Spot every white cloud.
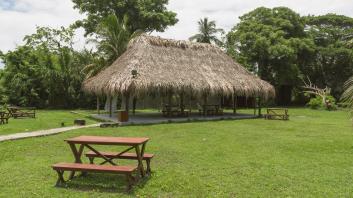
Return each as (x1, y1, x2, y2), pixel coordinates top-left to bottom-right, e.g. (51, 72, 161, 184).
(153, 0, 353, 40)
(0, 0, 84, 52)
(1, 0, 353, 53)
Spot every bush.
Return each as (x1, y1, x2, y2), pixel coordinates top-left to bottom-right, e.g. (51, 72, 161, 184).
(306, 95, 337, 110)
(324, 95, 337, 111)
(307, 96, 322, 109)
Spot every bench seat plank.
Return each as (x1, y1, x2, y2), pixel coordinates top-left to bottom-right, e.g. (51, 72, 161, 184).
(52, 162, 137, 173)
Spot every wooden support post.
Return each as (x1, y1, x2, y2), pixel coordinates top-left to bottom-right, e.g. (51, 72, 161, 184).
(253, 97, 257, 116)
(109, 96, 113, 117)
(96, 96, 100, 114)
(258, 97, 262, 117)
(132, 97, 137, 115)
(167, 90, 172, 105)
(202, 93, 208, 116)
(125, 93, 130, 113)
(180, 92, 184, 111)
(233, 94, 237, 115)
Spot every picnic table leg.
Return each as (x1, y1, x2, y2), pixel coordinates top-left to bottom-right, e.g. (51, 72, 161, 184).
(55, 170, 65, 186)
(135, 144, 145, 178)
(68, 143, 84, 179)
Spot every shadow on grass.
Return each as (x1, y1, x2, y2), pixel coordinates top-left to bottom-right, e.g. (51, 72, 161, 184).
(56, 172, 151, 194)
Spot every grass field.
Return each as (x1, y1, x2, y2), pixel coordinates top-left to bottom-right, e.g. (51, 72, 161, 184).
(0, 110, 97, 135)
(0, 108, 353, 197)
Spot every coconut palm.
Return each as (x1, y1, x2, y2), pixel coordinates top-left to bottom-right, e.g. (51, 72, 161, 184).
(189, 17, 224, 45)
(341, 76, 353, 108)
(84, 14, 143, 78)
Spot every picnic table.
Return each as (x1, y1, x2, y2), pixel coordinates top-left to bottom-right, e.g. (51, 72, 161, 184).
(52, 136, 153, 191)
(162, 105, 189, 117)
(200, 105, 223, 116)
(7, 106, 36, 118)
(264, 108, 289, 120)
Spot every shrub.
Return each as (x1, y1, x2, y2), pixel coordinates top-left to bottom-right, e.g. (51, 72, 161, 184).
(307, 96, 322, 109)
(324, 95, 337, 111)
(306, 95, 337, 110)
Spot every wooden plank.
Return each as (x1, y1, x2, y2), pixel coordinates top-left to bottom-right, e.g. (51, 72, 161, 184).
(66, 136, 149, 146)
(52, 163, 137, 173)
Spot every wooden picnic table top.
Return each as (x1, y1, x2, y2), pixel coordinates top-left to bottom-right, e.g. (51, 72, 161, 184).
(65, 136, 149, 146)
(267, 108, 288, 110)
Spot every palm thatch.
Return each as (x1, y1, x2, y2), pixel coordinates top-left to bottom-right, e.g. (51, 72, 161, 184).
(83, 34, 275, 99)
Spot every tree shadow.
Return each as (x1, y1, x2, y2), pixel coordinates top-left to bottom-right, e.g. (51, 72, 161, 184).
(55, 172, 152, 194)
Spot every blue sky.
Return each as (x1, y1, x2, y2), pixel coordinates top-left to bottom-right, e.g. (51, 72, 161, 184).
(0, 0, 15, 10)
(1, 0, 353, 54)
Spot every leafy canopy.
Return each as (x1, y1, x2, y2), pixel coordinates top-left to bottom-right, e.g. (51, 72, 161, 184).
(0, 26, 95, 108)
(227, 7, 312, 87)
(72, 0, 178, 35)
(84, 14, 142, 78)
(305, 14, 353, 98)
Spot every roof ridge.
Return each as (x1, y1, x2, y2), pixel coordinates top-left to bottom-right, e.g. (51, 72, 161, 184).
(129, 34, 223, 52)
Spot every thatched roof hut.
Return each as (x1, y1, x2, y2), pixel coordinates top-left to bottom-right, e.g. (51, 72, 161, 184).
(83, 34, 275, 100)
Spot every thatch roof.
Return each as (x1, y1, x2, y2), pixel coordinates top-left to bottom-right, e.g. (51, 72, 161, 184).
(83, 34, 275, 99)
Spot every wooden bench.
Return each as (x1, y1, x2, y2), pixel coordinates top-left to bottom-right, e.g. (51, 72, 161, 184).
(85, 151, 154, 174)
(7, 106, 36, 119)
(264, 108, 289, 120)
(52, 162, 137, 191)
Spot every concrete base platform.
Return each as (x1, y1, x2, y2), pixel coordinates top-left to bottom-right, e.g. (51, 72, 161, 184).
(91, 112, 259, 126)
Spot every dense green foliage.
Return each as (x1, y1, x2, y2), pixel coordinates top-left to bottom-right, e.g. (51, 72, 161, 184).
(189, 17, 224, 45)
(1, 5, 353, 108)
(0, 0, 178, 108)
(307, 95, 337, 110)
(305, 14, 353, 98)
(72, 0, 178, 35)
(227, 7, 353, 105)
(83, 15, 142, 78)
(0, 27, 96, 108)
(1, 108, 353, 197)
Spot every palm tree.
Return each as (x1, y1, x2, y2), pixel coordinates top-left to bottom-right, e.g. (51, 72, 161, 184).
(80, 50, 106, 79)
(84, 14, 143, 113)
(189, 17, 224, 45)
(85, 14, 142, 76)
(341, 76, 353, 108)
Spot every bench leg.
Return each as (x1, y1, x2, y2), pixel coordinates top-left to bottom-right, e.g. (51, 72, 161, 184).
(55, 170, 65, 186)
(88, 157, 95, 164)
(146, 159, 151, 174)
(125, 174, 134, 192)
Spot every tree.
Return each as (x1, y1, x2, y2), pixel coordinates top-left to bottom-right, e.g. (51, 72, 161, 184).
(189, 17, 224, 45)
(72, 0, 178, 36)
(83, 14, 142, 79)
(226, 7, 315, 105)
(304, 14, 353, 99)
(0, 26, 95, 108)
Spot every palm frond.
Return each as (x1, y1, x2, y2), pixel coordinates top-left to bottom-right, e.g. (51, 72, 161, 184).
(341, 76, 353, 107)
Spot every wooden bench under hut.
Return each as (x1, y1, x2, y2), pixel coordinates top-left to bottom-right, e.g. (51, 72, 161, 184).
(264, 108, 289, 120)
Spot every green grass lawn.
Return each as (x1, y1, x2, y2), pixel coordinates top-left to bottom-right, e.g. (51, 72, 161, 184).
(0, 110, 97, 135)
(1, 108, 353, 197)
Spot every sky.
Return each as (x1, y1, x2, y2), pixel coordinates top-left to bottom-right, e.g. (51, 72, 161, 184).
(1, 0, 353, 53)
